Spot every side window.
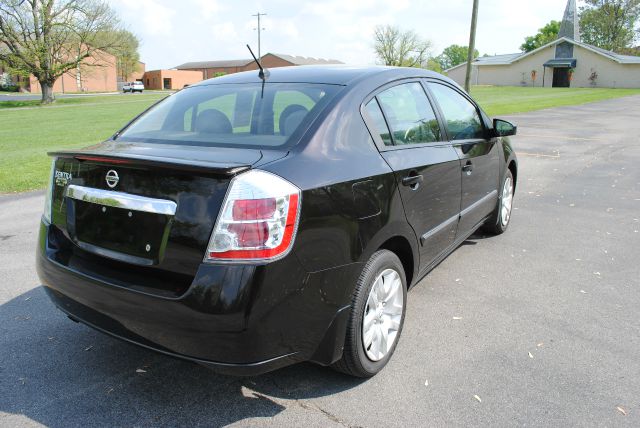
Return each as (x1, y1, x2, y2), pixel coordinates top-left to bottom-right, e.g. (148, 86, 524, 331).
(376, 82, 442, 145)
(428, 83, 484, 140)
(364, 99, 393, 146)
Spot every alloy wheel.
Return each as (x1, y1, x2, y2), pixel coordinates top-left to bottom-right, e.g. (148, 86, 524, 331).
(362, 268, 404, 362)
(501, 176, 514, 226)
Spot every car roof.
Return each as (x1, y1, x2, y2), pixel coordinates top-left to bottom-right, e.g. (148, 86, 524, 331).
(191, 65, 448, 87)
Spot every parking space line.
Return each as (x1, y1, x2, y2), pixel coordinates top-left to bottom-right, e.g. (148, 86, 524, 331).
(517, 152, 561, 159)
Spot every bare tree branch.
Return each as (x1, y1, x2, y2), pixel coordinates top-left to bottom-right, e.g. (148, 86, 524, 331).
(0, 0, 128, 103)
(373, 24, 432, 68)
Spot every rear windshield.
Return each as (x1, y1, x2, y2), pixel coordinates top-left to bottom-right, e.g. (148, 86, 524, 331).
(116, 83, 341, 149)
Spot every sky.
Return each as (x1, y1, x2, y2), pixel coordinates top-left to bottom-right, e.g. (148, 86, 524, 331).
(109, 0, 576, 70)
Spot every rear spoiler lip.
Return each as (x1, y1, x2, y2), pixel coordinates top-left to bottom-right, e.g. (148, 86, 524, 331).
(48, 151, 251, 176)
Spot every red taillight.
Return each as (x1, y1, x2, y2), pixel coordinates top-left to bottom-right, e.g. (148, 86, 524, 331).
(213, 193, 299, 259)
(75, 155, 131, 164)
(228, 222, 269, 247)
(205, 171, 301, 263)
(232, 198, 276, 221)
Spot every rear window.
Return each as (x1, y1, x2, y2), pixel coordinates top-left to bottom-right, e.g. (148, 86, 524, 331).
(116, 83, 341, 149)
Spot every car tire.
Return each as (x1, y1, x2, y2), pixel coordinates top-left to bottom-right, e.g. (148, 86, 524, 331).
(332, 249, 407, 378)
(484, 168, 515, 235)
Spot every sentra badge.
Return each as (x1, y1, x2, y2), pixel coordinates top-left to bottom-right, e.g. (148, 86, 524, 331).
(54, 170, 73, 187)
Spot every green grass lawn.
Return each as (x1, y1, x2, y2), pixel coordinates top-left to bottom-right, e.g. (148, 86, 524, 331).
(470, 86, 640, 116)
(1, 86, 639, 193)
(0, 93, 167, 192)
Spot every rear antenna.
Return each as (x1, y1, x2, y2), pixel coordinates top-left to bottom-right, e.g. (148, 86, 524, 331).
(247, 44, 269, 80)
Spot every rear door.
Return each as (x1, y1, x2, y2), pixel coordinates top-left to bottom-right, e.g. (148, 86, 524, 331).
(427, 81, 499, 236)
(362, 81, 461, 272)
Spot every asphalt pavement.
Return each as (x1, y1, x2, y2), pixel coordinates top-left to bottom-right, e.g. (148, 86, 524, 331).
(1, 96, 639, 427)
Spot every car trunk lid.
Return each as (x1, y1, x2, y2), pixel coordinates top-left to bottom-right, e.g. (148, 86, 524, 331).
(47, 142, 282, 297)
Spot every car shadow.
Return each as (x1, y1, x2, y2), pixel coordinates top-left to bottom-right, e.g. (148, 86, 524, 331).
(0, 287, 365, 427)
(460, 231, 492, 246)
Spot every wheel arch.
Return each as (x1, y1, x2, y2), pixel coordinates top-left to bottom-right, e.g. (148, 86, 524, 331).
(507, 159, 518, 192)
(378, 236, 416, 288)
(500, 136, 518, 192)
(360, 221, 419, 289)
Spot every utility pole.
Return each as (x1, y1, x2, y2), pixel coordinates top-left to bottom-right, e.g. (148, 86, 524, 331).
(252, 12, 267, 66)
(464, 0, 479, 93)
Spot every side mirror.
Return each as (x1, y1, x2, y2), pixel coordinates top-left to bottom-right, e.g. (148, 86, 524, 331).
(493, 118, 517, 137)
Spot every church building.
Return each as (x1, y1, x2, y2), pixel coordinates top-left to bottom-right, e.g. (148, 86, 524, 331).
(446, 0, 640, 88)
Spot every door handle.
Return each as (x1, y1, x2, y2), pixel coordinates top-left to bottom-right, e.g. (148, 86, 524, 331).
(402, 174, 423, 188)
(462, 161, 473, 174)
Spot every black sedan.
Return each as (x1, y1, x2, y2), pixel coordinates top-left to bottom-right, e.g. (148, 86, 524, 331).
(37, 65, 517, 377)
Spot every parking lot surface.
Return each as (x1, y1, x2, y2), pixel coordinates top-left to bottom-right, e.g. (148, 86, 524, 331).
(1, 96, 639, 427)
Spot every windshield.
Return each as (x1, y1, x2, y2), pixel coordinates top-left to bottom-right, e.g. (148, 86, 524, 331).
(116, 83, 342, 149)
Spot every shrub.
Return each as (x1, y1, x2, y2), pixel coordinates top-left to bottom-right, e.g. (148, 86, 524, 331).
(0, 84, 20, 92)
(0, 73, 20, 92)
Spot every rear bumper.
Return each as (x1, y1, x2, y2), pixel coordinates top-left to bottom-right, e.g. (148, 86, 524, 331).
(47, 288, 298, 376)
(37, 221, 359, 375)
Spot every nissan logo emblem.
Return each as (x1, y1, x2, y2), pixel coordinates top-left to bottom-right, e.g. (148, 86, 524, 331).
(105, 170, 119, 188)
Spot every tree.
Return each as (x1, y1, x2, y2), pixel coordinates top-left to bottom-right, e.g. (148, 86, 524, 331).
(425, 57, 442, 73)
(373, 25, 432, 67)
(436, 44, 479, 70)
(520, 20, 561, 52)
(0, 0, 129, 104)
(619, 45, 640, 55)
(102, 30, 141, 82)
(580, 0, 640, 52)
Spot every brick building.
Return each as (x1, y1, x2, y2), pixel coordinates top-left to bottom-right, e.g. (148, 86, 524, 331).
(125, 61, 146, 82)
(141, 69, 204, 90)
(175, 53, 343, 78)
(27, 49, 118, 93)
(174, 59, 255, 80)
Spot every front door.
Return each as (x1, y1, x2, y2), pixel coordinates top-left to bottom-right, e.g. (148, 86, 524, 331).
(428, 82, 499, 236)
(363, 82, 461, 270)
(553, 68, 570, 87)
